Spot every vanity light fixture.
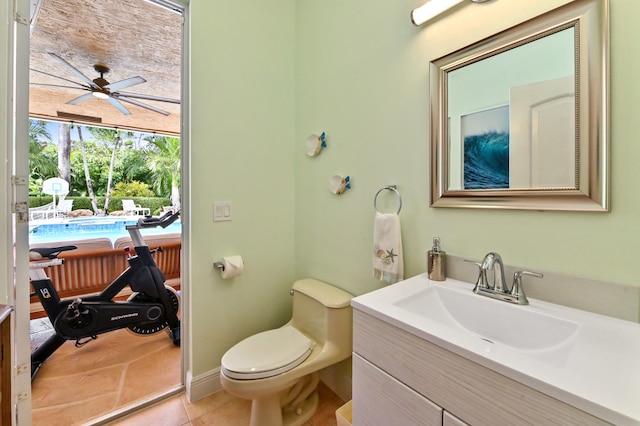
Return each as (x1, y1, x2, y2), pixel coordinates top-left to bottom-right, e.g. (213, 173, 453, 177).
(411, 0, 491, 26)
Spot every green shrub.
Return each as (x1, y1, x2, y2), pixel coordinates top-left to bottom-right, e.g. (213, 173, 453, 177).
(29, 196, 172, 215)
(111, 181, 155, 197)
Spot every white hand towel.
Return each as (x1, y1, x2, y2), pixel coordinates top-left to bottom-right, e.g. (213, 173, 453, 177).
(373, 212, 404, 284)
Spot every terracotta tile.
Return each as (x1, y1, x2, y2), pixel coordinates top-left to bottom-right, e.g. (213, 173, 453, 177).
(31, 326, 181, 425)
(33, 329, 174, 379)
(108, 395, 190, 426)
(32, 364, 122, 408)
(32, 392, 119, 426)
(190, 397, 252, 426)
(117, 344, 181, 406)
(180, 389, 237, 421)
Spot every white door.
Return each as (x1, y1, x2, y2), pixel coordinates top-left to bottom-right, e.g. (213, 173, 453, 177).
(510, 76, 576, 189)
(2, 0, 34, 424)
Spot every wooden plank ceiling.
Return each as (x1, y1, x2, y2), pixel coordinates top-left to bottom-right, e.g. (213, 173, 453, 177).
(29, 0, 182, 135)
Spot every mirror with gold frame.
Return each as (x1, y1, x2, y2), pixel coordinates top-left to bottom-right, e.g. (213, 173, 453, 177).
(429, 0, 609, 211)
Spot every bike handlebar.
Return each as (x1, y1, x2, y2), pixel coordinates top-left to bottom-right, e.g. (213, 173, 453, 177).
(132, 210, 180, 230)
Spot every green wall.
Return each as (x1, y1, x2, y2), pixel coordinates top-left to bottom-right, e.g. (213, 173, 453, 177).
(189, 0, 296, 376)
(293, 0, 640, 299)
(189, 0, 640, 377)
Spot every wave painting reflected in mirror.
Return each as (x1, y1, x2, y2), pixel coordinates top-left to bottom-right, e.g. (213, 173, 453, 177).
(460, 105, 510, 190)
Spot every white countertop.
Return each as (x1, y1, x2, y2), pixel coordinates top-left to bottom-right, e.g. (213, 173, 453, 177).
(352, 274, 640, 426)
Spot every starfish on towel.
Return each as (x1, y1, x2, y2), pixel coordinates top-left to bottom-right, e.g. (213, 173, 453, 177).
(384, 249, 398, 263)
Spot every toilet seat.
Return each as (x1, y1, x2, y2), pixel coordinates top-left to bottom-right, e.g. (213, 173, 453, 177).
(221, 325, 315, 380)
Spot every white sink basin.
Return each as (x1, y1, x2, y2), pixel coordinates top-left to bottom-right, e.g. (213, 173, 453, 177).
(394, 285, 580, 352)
(351, 274, 640, 425)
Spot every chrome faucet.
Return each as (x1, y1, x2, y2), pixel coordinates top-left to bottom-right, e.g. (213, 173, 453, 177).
(479, 252, 508, 293)
(468, 252, 543, 305)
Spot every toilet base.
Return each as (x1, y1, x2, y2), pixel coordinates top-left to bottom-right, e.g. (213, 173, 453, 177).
(283, 391, 318, 426)
(249, 373, 320, 426)
(250, 391, 318, 426)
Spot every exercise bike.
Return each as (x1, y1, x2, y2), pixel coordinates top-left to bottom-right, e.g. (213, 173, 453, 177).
(29, 210, 181, 381)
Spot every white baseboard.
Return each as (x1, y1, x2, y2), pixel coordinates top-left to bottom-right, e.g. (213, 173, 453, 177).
(185, 367, 222, 403)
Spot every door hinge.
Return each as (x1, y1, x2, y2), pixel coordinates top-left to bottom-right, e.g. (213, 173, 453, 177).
(14, 11, 28, 26)
(13, 202, 28, 223)
(11, 176, 28, 186)
(12, 201, 27, 214)
(16, 363, 28, 375)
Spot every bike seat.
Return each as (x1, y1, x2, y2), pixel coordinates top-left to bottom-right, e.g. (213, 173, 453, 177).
(29, 245, 77, 260)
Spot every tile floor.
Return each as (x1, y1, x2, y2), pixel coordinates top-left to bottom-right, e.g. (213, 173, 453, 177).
(30, 319, 346, 425)
(30, 319, 181, 425)
(108, 380, 345, 426)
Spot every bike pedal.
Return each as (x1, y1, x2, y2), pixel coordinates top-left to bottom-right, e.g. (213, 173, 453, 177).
(75, 335, 97, 347)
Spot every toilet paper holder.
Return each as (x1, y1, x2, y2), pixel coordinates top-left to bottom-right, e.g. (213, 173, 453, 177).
(214, 255, 245, 279)
(214, 258, 245, 271)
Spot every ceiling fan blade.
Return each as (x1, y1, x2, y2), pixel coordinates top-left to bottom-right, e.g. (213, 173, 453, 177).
(117, 96, 170, 116)
(30, 68, 90, 88)
(48, 52, 101, 90)
(107, 97, 131, 115)
(105, 76, 146, 91)
(116, 91, 180, 104)
(67, 93, 95, 105)
(30, 82, 91, 91)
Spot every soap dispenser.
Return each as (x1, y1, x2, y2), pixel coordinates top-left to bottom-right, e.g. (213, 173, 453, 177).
(427, 237, 446, 281)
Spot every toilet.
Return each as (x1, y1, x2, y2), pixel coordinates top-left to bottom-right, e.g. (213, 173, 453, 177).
(220, 278, 353, 426)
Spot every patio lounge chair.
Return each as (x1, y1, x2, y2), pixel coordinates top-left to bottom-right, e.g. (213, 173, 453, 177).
(29, 202, 56, 221)
(56, 199, 74, 217)
(122, 199, 150, 216)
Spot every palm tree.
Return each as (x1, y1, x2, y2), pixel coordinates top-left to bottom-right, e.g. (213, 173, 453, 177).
(146, 135, 181, 210)
(28, 120, 56, 194)
(76, 125, 100, 214)
(58, 123, 72, 184)
(88, 127, 133, 213)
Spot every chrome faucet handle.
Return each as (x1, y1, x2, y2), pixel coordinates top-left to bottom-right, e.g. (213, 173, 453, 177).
(463, 259, 482, 268)
(510, 270, 543, 305)
(464, 259, 485, 292)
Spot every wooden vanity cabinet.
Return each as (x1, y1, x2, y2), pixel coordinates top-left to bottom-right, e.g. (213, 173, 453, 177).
(353, 353, 470, 425)
(352, 309, 608, 426)
(0, 305, 13, 426)
(353, 353, 442, 425)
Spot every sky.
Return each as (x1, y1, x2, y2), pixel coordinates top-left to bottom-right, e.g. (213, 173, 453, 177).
(39, 119, 156, 147)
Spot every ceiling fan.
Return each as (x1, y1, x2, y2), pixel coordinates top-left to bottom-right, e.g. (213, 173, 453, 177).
(30, 52, 180, 116)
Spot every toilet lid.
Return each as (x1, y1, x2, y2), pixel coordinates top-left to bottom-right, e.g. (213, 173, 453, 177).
(221, 326, 315, 380)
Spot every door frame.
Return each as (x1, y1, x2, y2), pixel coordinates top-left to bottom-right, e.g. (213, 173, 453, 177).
(7, 0, 192, 424)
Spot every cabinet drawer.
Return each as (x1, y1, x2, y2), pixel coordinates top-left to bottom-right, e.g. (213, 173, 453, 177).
(353, 353, 442, 426)
(353, 309, 608, 426)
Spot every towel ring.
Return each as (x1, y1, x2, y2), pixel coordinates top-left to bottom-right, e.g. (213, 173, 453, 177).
(374, 185, 402, 214)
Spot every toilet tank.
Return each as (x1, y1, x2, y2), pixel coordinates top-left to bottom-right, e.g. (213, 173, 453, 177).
(291, 278, 353, 348)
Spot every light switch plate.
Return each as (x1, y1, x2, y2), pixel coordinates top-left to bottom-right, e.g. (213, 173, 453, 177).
(213, 202, 232, 222)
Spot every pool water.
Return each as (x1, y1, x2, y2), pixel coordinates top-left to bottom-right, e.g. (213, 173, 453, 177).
(29, 217, 182, 245)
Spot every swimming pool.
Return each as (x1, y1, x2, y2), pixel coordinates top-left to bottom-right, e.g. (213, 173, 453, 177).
(29, 217, 182, 245)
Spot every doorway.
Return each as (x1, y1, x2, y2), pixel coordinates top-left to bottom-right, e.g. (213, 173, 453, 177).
(18, 0, 190, 424)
